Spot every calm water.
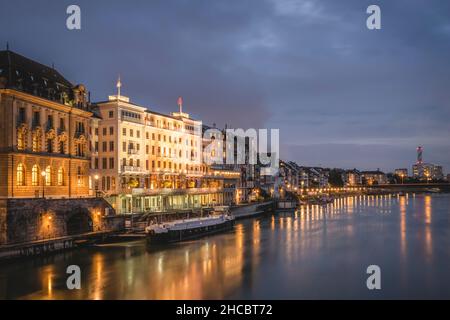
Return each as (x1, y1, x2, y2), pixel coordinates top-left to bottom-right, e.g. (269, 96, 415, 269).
(1, 194, 450, 299)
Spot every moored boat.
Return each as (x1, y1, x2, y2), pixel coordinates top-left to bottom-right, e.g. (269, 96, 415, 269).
(145, 210, 235, 245)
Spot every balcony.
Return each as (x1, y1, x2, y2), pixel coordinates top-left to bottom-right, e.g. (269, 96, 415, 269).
(121, 115, 143, 125)
(122, 166, 147, 173)
(127, 149, 139, 155)
(121, 186, 230, 196)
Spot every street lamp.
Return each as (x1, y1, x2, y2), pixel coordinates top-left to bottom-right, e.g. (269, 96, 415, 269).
(41, 171, 46, 198)
(400, 173, 404, 184)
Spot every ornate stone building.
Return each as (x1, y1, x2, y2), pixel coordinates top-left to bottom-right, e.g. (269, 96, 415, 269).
(0, 50, 92, 199)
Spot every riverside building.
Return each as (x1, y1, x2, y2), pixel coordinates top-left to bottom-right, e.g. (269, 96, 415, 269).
(0, 50, 92, 199)
(92, 84, 240, 214)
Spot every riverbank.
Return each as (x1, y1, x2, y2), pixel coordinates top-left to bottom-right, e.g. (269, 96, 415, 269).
(0, 201, 275, 261)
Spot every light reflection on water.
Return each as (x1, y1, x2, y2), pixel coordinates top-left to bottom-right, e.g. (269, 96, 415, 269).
(1, 194, 450, 299)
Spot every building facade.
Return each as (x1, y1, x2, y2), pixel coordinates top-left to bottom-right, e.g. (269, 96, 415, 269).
(361, 170, 387, 185)
(0, 50, 92, 199)
(92, 92, 239, 213)
(344, 169, 362, 186)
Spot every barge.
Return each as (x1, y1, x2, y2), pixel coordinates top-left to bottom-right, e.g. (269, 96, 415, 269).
(145, 209, 235, 244)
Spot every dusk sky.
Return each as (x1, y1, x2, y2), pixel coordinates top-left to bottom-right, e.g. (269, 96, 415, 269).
(1, 0, 449, 172)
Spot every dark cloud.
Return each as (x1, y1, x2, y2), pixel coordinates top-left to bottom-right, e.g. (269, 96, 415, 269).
(1, 0, 449, 171)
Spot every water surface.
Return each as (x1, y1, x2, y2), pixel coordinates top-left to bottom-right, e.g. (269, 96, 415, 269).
(1, 194, 449, 299)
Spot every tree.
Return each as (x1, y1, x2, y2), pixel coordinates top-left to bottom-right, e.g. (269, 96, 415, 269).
(329, 169, 344, 187)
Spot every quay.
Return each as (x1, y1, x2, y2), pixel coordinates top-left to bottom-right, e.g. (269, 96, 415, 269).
(0, 230, 119, 261)
(0, 201, 276, 260)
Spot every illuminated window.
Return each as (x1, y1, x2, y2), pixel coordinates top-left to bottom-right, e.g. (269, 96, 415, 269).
(45, 166, 51, 186)
(32, 133, 40, 152)
(16, 163, 25, 186)
(57, 167, 64, 186)
(17, 131, 25, 150)
(32, 165, 39, 186)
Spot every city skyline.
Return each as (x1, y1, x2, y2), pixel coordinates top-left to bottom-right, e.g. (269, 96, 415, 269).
(1, 0, 449, 172)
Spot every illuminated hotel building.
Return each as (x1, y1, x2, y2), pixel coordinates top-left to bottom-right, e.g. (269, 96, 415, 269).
(92, 86, 239, 213)
(0, 50, 92, 199)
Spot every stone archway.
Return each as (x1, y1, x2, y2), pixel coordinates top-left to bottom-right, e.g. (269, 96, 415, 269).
(66, 207, 93, 236)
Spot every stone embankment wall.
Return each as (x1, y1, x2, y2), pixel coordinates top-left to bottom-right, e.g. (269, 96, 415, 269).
(0, 197, 123, 245)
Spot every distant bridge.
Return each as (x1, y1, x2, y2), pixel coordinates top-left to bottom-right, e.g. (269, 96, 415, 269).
(368, 183, 450, 191)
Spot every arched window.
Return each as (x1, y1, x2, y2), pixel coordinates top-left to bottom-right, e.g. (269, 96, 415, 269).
(32, 165, 39, 186)
(45, 166, 51, 186)
(16, 163, 25, 186)
(57, 167, 64, 186)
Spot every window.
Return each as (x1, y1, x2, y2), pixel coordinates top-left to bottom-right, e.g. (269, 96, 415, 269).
(16, 163, 25, 186)
(146, 132, 149, 139)
(95, 141, 99, 152)
(59, 141, 65, 154)
(17, 131, 25, 150)
(32, 134, 40, 152)
(47, 115, 54, 129)
(102, 158, 107, 169)
(109, 141, 114, 151)
(146, 160, 149, 170)
(59, 118, 65, 130)
(94, 158, 99, 169)
(146, 145, 149, 154)
(57, 168, 64, 186)
(18, 107, 26, 123)
(109, 157, 114, 169)
(102, 141, 107, 152)
(136, 159, 140, 168)
(47, 139, 53, 153)
(102, 127, 107, 135)
(95, 128, 99, 135)
(122, 141, 126, 151)
(137, 131, 140, 138)
(130, 129, 134, 137)
(76, 142, 85, 157)
(109, 127, 114, 135)
(33, 111, 40, 126)
(122, 128, 126, 136)
(109, 111, 114, 118)
(45, 166, 51, 186)
(32, 165, 39, 186)
(77, 166, 83, 186)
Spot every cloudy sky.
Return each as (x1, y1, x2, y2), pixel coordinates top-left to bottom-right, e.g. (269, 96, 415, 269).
(1, 0, 449, 172)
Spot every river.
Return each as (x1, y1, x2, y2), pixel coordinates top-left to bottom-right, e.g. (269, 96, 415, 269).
(1, 194, 450, 299)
